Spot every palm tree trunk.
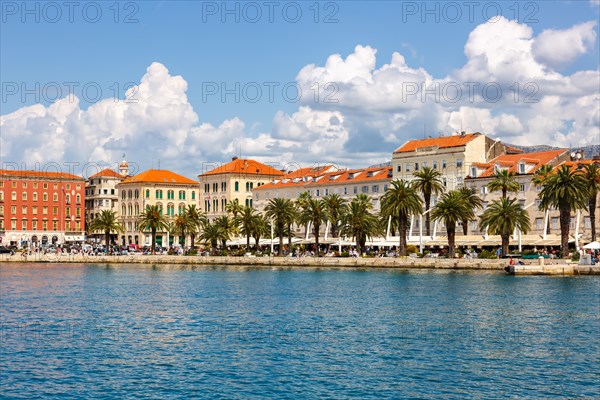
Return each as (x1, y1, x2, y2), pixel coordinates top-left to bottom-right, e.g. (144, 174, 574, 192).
(151, 228, 156, 254)
(447, 225, 456, 258)
(355, 230, 361, 255)
(181, 228, 185, 246)
(398, 214, 407, 256)
(105, 230, 110, 254)
(424, 194, 431, 236)
(287, 223, 292, 250)
(246, 234, 250, 251)
(254, 235, 260, 251)
(501, 234, 510, 257)
(462, 219, 468, 236)
(314, 222, 320, 256)
(590, 195, 597, 242)
(190, 233, 196, 249)
(278, 222, 284, 255)
(559, 209, 571, 258)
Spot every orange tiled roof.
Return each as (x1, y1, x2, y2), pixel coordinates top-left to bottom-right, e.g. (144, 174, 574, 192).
(504, 145, 525, 154)
(393, 133, 481, 153)
(0, 169, 83, 180)
(200, 158, 285, 177)
(120, 169, 198, 185)
(256, 165, 336, 190)
(469, 149, 568, 178)
(307, 166, 393, 186)
(560, 159, 599, 171)
(89, 168, 125, 179)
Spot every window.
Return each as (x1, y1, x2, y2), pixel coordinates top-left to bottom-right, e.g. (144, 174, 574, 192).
(361, 186, 368, 193)
(53, 207, 58, 215)
(520, 184, 526, 192)
(11, 206, 16, 214)
(0, 192, 3, 201)
(442, 160, 447, 169)
(584, 216, 591, 229)
(372, 185, 379, 193)
(42, 220, 47, 231)
(179, 190, 185, 200)
(52, 220, 57, 230)
(480, 186, 488, 195)
(12, 220, 17, 230)
(12, 191, 16, 200)
(12, 182, 17, 188)
(111, 189, 115, 195)
(535, 218, 543, 230)
(191, 191, 196, 200)
(315, 189, 320, 197)
(33, 192, 38, 201)
(122, 191, 126, 200)
(570, 217, 575, 229)
(33, 182, 38, 189)
(423, 162, 428, 168)
(22, 192, 27, 201)
(128, 190, 133, 199)
(397, 165, 402, 172)
(22, 182, 27, 189)
(53, 193, 58, 202)
(235, 181, 239, 192)
(383, 184, 389, 191)
(353, 186, 358, 194)
(414, 163, 419, 171)
(76, 194, 81, 204)
(0, 220, 4, 230)
(471, 221, 478, 232)
(551, 217, 559, 229)
(344, 187, 348, 195)
(324, 189, 329, 196)
(146, 189, 150, 198)
(32, 220, 37, 230)
(66, 184, 70, 190)
(43, 183, 48, 189)
(456, 159, 463, 167)
(518, 163, 525, 174)
(405, 163, 411, 172)
(43, 193, 48, 201)
(433, 161, 438, 170)
(471, 167, 477, 177)
(21, 206, 27, 214)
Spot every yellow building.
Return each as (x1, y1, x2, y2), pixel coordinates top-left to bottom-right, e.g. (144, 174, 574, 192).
(116, 169, 199, 247)
(198, 157, 284, 220)
(392, 132, 506, 191)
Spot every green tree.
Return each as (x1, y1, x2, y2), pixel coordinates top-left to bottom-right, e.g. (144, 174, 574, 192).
(341, 194, 381, 255)
(170, 213, 190, 246)
(582, 163, 600, 241)
(251, 214, 270, 251)
(479, 197, 531, 257)
(199, 221, 224, 254)
(225, 198, 244, 219)
(431, 190, 475, 258)
(214, 215, 236, 249)
(323, 193, 347, 238)
(299, 197, 328, 256)
(185, 204, 207, 249)
(265, 198, 296, 255)
(380, 180, 423, 256)
(488, 169, 520, 199)
(539, 165, 589, 257)
(412, 166, 445, 236)
(532, 164, 554, 234)
(457, 186, 483, 235)
(236, 206, 257, 250)
(138, 205, 169, 254)
(88, 210, 124, 251)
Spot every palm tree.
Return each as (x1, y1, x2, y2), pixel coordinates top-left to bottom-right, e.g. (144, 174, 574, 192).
(488, 169, 520, 199)
(341, 194, 381, 255)
(479, 197, 531, 257)
(299, 198, 328, 256)
(323, 193, 347, 238)
(539, 165, 589, 257)
(381, 180, 423, 256)
(582, 163, 600, 241)
(540, 164, 590, 255)
(236, 206, 257, 250)
(412, 166, 445, 236)
(532, 164, 554, 234)
(214, 215, 236, 249)
(431, 190, 475, 258)
(265, 198, 296, 255)
(457, 186, 483, 235)
(199, 221, 224, 254)
(296, 191, 312, 236)
(88, 210, 124, 251)
(138, 205, 169, 254)
(251, 214, 270, 251)
(225, 198, 244, 219)
(170, 213, 190, 246)
(185, 205, 207, 249)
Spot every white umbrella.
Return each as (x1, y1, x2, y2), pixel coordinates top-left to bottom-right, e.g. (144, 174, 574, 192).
(582, 241, 600, 249)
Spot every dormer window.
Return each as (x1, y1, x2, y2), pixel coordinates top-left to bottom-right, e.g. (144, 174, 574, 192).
(470, 167, 477, 177)
(518, 162, 525, 174)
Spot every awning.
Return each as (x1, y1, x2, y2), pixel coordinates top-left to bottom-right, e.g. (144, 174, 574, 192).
(65, 235, 84, 242)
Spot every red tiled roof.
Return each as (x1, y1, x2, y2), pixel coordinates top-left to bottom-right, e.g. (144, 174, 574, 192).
(256, 165, 336, 190)
(393, 133, 481, 153)
(504, 145, 525, 154)
(120, 169, 198, 185)
(89, 168, 125, 179)
(0, 169, 83, 180)
(308, 166, 392, 186)
(200, 158, 285, 177)
(469, 149, 568, 178)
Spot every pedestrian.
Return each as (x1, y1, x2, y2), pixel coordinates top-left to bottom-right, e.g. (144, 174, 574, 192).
(496, 247, 502, 259)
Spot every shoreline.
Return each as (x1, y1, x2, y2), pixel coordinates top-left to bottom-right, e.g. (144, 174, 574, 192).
(2, 253, 599, 274)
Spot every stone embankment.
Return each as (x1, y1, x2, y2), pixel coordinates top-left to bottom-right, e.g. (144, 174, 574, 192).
(2, 252, 598, 274)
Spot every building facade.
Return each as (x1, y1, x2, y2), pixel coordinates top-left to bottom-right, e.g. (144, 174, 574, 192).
(116, 169, 200, 247)
(392, 132, 507, 192)
(0, 169, 85, 247)
(84, 163, 128, 244)
(198, 157, 284, 220)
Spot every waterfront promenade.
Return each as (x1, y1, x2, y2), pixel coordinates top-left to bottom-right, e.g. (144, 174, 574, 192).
(2, 252, 599, 274)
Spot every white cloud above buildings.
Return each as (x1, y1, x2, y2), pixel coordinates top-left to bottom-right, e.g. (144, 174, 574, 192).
(1, 17, 598, 176)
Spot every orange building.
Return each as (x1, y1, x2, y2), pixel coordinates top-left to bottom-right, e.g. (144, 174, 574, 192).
(0, 169, 86, 247)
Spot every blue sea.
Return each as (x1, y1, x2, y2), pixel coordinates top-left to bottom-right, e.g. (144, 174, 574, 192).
(1, 264, 598, 399)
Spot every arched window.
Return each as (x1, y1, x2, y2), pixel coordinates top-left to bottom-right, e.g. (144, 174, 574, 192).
(134, 204, 139, 215)
(179, 190, 185, 200)
(191, 191, 196, 200)
(178, 203, 185, 215)
(234, 181, 239, 192)
(128, 204, 132, 216)
(135, 190, 139, 199)
(22, 192, 27, 201)
(76, 194, 81, 204)
(122, 191, 126, 199)
(121, 205, 126, 216)
(145, 189, 150, 198)
(53, 193, 58, 202)
(128, 190, 132, 199)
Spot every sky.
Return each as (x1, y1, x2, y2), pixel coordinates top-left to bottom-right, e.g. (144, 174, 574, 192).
(1, 0, 599, 178)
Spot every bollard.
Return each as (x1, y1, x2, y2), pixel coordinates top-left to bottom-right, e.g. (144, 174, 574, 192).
(538, 256, 544, 266)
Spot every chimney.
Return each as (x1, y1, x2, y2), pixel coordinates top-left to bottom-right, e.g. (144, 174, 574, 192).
(460, 131, 466, 136)
(232, 156, 238, 161)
